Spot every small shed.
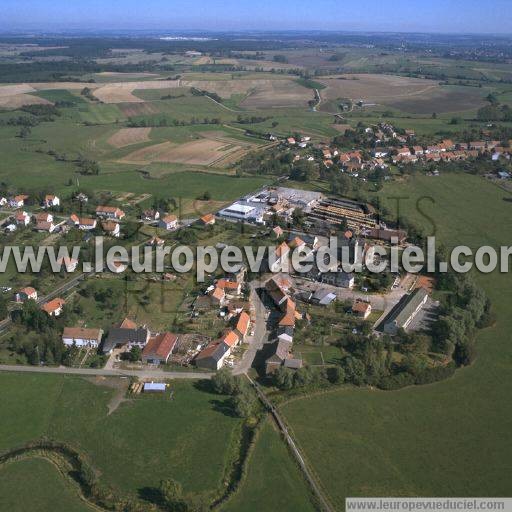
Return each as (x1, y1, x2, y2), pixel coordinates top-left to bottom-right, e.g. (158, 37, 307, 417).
(143, 382, 167, 393)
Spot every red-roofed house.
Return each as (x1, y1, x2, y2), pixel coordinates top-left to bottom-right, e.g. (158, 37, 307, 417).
(209, 286, 226, 305)
(352, 300, 372, 319)
(216, 279, 241, 295)
(43, 194, 60, 208)
(15, 286, 37, 302)
(200, 213, 215, 225)
(41, 297, 65, 317)
(222, 330, 240, 348)
(15, 211, 30, 226)
(96, 206, 125, 219)
(234, 311, 250, 340)
(159, 214, 178, 230)
(142, 332, 178, 364)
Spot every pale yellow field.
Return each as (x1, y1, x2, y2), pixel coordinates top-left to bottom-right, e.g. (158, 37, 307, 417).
(119, 138, 249, 166)
(0, 94, 52, 108)
(93, 79, 181, 103)
(107, 127, 152, 148)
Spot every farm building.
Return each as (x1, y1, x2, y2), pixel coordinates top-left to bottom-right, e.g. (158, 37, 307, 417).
(102, 318, 150, 354)
(62, 327, 104, 348)
(383, 288, 428, 335)
(352, 300, 372, 319)
(265, 339, 292, 375)
(142, 332, 179, 364)
(195, 341, 231, 370)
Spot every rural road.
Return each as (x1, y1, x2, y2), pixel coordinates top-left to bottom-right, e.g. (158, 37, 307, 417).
(0, 364, 212, 379)
(233, 280, 269, 375)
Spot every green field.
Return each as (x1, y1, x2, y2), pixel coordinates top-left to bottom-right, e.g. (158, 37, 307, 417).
(281, 173, 512, 509)
(0, 458, 93, 512)
(0, 373, 243, 500)
(222, 420, 316, 512)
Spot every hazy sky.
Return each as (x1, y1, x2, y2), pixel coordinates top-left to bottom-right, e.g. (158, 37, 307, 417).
(2, 0, 511, 34)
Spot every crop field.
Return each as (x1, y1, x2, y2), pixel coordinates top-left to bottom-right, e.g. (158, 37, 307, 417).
(92, 79, 182, 103)
(281, 174, 512, 510)
(0, 373, 243, 499)
(107, 127, 152, 148)
(119, 137, 256, 166)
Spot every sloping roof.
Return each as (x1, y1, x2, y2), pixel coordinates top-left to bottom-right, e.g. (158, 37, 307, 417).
(217, 279, 240, 291)
(200, 213, 215, 224)
(279, 299, 297, 327)
(118, 317, 137, 329)
(161, 214, 177, 223)
(266, 339, 292, 363)
(265, 277, 288, 306)
(222, 330, 240, 348)
(19, 286, 36, 296)
(35, 221, 54, 231)
(41, 297, 65, 314)
(275, 241, 290, 258)
(63, 327, 102, 341)
(210, 286, 225, 301)
(385, 288, 428, 328)
(352, 300, 371, 314)
(284, 358, 303, 369)
(196, 340, 230, 363)
(101, 220, 119, 233)
(96, 205, 123, 214)
(235, 311, 250, 336)
(103, 326, 149, 352)
(142, 332, 178, 360)
(35, 212, 52, 222)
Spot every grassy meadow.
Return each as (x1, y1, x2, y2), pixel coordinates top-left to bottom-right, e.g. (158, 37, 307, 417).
(281, 173, 512, 510)
(0, 373, 243, 499)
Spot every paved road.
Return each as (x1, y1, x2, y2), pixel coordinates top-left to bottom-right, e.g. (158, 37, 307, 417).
(233, 280, 269, 375)
(0, 364, 212, 379)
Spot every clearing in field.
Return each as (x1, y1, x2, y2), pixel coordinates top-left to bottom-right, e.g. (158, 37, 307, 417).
(120, 137, 253, 167)
(107, 127, 152, 148)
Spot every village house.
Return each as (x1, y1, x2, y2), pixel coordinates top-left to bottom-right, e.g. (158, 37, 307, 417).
(286, 137, 296, 145)
(10, 194, 28, 208)
(209, 285, 226, 306)
(234, 311, 251, 341)
(221, 330, 240, 349)
(96, 206, 125, 220)
(352, 299, 372, 319)
(62, 327, 103, 348)
(272, 225, 284, 238)
(265, 339, 292, 375)
(15, 211, 30, 226)
(141, 209, 160, 221)
(216, 279, 242, 296)
(101, 220, 121, 238)
(15, 286, 37, 302)
(320, 271, 355, 289)
(159, 214, 178, 231)
(102, 318, 150, 354)
(41, 297, 65, 317)
(34, 212, 53, 224)
(0, 197, 7, 207)
(77, 217, 97, 231)
(142, 332, 178, 364)
(200, 213, 216, 225)
(35, 220, 56, 233)
(43, 194, 60, 208)
(195, 340, 231, 370)
(270, 241, 290, 272)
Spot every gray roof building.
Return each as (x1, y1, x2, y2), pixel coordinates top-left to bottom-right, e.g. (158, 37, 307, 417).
(383, 288, 428, 335)
(102, 327, 150, 354)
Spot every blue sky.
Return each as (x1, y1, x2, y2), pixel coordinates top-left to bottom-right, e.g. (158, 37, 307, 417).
(2, 0, 511, 34)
